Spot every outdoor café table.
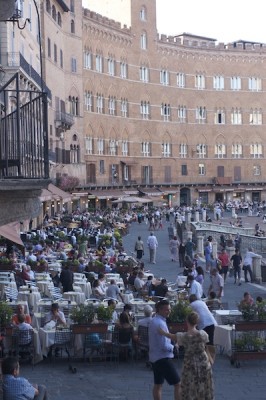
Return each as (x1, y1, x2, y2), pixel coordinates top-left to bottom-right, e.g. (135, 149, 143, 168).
(213, 310, 242, 325)
(73, 273, 86, 281)
(36, 280, 53, 297)
(39, 327, 56, 357)
(63, 291, 86, 304)
(35, 273, 52, 281)
(0, 280, 17, 299)
(19, 285, 39, 292)
(47, 262, 61, 272)
(17, 290, 42, 312)
(36, 299, 77, 313)
(214, 324, 233, 356)
(176, 276, 187, 287)
(73, 281, 92, 298)
(122, 291, 134, 304)
(129, 299, 155, 314)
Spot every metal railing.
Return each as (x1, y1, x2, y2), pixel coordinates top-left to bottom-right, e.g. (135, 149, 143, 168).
(0, 73, 49, 179)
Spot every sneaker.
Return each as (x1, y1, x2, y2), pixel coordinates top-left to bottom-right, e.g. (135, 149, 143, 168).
(238, 283, 242, 286)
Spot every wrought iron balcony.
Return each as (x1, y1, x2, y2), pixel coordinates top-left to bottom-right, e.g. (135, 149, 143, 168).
(55, 110, 74, 130)
(0, 72, 49, 179)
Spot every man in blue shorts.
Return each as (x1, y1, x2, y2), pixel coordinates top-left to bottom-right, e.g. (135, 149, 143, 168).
(149, 299, 180, 400)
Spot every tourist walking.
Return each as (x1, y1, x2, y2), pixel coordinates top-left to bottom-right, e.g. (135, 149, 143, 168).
(149, 299, 180, 400)
(147, 232, 158, 264)
(134, 236, 145, 261)
(169, 236, 179, 262)
(230, 249, 242, 286)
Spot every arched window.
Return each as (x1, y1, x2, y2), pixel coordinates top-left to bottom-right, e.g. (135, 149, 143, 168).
(57, 12, 62, 27)
(72, 134, 78, 141)
(52, 5, 56, 20)
(69, 96, 79, 116)
(46, 0, 51, 14)
(71, 19, 75, 34)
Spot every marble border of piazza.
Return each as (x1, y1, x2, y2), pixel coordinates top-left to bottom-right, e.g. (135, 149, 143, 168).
(83, 8, 266, 54)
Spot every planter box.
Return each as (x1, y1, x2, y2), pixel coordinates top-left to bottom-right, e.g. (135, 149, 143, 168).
(71, 323, 108, 335)
(167, 322, 187, 334)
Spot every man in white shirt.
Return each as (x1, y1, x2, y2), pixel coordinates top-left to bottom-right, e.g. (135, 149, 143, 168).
(138, 305, 153, 328)
(243, 247, 259, 282)
(187, 275, 203, 299)
(147, 232, 158, 264)
(189, 294, 217, 345)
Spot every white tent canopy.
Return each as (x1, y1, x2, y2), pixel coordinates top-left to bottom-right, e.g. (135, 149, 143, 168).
(112, 196, 153, 204)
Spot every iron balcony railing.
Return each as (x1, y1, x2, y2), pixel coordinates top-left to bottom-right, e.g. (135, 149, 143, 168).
(0, 73, 49, 179)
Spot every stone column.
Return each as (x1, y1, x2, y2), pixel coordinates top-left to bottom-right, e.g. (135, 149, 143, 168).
(197, 235, 204, 256)
(195, 211, 200, 222)
(252, 255, 262, 284)
(202, 209, 206, 222)
(232, 207, 236, 218)
(187, 212, 191, 223)
(212, 241, 218, 259)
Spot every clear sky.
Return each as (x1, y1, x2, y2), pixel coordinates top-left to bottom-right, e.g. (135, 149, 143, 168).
(156, 0, 266, 43)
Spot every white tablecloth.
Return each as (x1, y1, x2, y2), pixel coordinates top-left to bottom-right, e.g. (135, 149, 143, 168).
(214, 310, 242, 325)
(36, 281, 53, 297)
(129, 299, 155, 313)
(122, 292, 134, 304)
(39, 328, 56, 356)
(176, 276, 187, 287)
(19, 285, 39, 292)
(214, 324, 233, 355)
(17, 291, 42, 312)
(63, 291, 86, 304)
(0, 281, 17, 299)
(73, 281, 92, 298)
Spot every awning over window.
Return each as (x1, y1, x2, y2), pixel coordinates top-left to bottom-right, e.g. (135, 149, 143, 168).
(0, 222, 24, 247)
(39, 189, 53, 202)
(47, 184, 72, 203)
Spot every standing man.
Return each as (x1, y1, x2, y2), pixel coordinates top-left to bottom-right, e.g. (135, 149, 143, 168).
(135, 236, 145, 261)
(243, 247, 259, 283)
(230, 248, 242, 286)
(147, 232, 158, 264)
(2, 357, 48, 399)
(189, 294, 217, 345)
(149, 300, 180, 400)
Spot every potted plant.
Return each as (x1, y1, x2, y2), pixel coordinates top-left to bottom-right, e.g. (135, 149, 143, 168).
(70, 304, 95, 325)
(167, 301, 192, 333)
(238, 302, 257, 321)
(96, 304, 113, 323)
(0, 301, 13, 330)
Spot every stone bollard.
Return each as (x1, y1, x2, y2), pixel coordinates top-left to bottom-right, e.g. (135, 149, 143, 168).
(212, 241, 218, 259)
(202, 209, 206, 222)
(252, 255, 262, 284)
(197, 235, 204, 257)
(232, 207, 236, 218)
(195, 211, 200, 222)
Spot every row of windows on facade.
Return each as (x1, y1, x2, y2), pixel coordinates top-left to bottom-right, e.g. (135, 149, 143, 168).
(47, 39, 78, 75)
(95, 161, 261, 179)
(84, 138, 263, 159)
(46, 0, 75, 31)
(83, 51, 262, 92)
(84, 93, 263, 125)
